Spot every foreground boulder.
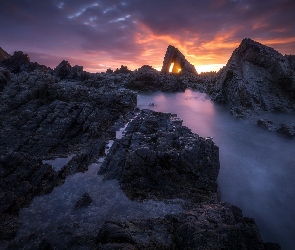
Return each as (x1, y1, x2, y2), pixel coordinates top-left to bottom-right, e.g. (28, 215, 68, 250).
(99, 109, 220, 203)
(96, 203, 280, 249)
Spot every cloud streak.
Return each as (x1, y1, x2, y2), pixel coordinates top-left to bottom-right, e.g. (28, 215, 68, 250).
(0, 0, 294, 72)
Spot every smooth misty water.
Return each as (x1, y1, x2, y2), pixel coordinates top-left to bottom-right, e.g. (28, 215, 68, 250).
(138, 89, 295, 250)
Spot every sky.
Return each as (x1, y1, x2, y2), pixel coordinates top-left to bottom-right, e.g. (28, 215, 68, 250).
(0, 0, 295, 73)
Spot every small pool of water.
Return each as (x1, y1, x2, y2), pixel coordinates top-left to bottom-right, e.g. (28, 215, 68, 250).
(42, 154, 75, 172)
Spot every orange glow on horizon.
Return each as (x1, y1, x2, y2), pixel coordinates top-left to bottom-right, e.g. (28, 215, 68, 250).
(69, 21, 295, 73)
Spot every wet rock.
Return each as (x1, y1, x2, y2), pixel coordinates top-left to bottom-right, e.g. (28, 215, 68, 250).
(257, 119, 295, 138)
(276, 123, 295, 138)
(97, 203, 278, 249)
(74, 193, 92, 209)
(99, 109, 220, 203)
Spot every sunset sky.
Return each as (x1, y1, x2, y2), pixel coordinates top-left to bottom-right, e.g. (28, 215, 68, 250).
(1, 0, 295, 73)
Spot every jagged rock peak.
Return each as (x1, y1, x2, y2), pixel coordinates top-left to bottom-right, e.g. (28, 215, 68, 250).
(161, 45, 197, 74)
(234, 38, 284, 59)
(213, 38, 295, 115)
(54, 60, 85, 80)
(0, 47, 10, 62)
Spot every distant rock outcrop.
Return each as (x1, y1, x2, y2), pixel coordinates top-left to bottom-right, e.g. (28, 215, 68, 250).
(213, 38, 295, 117)
(54, 60, 89, 80)
(161, 45, 197, 74)
(114, 65, 132, 74)
(0, 47, 10, 61)
(0, 51, 50, 73)
(126, 65, 186, 92)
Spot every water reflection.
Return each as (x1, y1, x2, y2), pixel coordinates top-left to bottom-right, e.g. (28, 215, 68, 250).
(138, 89, 295, 250)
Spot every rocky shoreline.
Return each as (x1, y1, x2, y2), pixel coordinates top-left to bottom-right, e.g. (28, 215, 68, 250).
(1, 38, 293, 248)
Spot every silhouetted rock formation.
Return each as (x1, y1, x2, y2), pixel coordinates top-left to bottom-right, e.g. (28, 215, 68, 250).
(0, 51, 50, 73)
(114, 65, 132, 74)
(213, 38, 295, 118)
(74, 193, 93, 209)
(126, 65, 186, 92)
(54, 60, 89, 80)
(0, 47, 10, 61)
(161, 45, 197, 74)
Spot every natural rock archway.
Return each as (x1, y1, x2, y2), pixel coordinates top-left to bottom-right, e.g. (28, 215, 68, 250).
(161, 45, 197, 74)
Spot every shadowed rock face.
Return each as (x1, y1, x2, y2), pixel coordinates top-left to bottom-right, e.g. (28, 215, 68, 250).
(213, 38, 295, 116)
(99, 109, 220, 203)
(161, 45, 197, 74)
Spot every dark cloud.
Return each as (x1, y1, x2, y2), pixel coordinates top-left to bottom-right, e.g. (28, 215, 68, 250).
(0, 0, 294, 71)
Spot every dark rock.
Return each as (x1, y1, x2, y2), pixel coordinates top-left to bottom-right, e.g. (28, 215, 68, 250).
(54, 60, 89, 80)
(276, 123, 295, 138)
(0, 47, 10, 61)
(285, 54, 295, 71)
(99, 109, 220, 203)
(0, 67, 11, 91)
(161, 45, 197, 74)
(39, 239, 53, 250)
(74, 193, 92, 209)
(257, 119, 274, 129)
(97, 203, 278, 249)
(0, 214, 21, 240)
(114, 65, 132, 74)
(126, 65, 186, 92)
(97, 221, 135, 244)
(213, 38, 295, 117)
(106, 68, 113, 73)
(0, 51, 50, 73)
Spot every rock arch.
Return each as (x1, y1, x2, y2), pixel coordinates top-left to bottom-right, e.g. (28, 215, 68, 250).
(161, 45, 197, 74)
